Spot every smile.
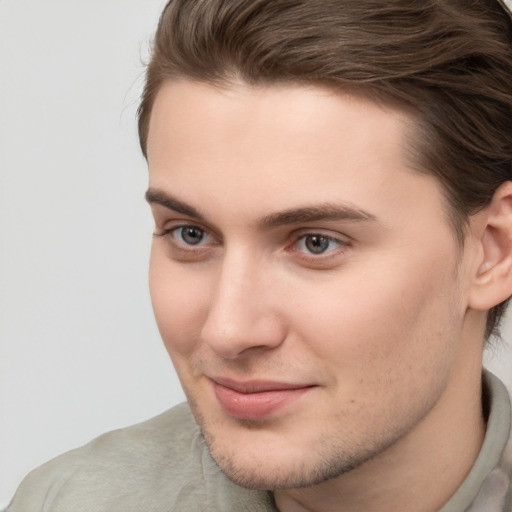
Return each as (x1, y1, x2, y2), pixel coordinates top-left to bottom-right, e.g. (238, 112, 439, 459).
(210, 377, 316, 420)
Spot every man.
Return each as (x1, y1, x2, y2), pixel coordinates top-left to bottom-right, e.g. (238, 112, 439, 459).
(6, 0, 512, 511)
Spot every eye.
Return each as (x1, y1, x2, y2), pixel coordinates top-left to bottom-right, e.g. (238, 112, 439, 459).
(153, 223, 219, 262)
(154, 224, 214, 248)
(174, 226, 208, 246)
(296, 234, 343, 255)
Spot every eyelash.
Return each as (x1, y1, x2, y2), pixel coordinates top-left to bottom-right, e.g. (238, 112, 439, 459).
(153, 225, 218, 260)
(154, 224, 350, 262)
(292, 233, 347, 257)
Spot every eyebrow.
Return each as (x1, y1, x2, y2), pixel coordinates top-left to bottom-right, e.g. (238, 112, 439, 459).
(261, 204, 377, 228)
(145, 188, 204, 220)
(145, 188, 377, 228)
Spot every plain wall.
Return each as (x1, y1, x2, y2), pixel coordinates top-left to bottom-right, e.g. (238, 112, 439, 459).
(0, 0, 187, 506)
(1, 0, 511, 507)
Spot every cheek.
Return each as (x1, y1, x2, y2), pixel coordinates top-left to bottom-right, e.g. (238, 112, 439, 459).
(288, 249, 462, 387)
(149, 248, 208, 357)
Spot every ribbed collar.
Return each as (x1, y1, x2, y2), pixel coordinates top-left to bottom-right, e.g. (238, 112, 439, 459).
(440, 371, 512, 512)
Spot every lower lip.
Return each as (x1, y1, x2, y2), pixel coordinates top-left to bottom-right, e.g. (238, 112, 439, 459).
(212, 382, 313, 420)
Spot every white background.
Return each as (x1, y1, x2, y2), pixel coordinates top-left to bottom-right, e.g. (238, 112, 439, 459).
(0, 0, 511, 507)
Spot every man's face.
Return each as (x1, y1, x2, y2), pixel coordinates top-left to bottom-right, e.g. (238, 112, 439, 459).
(146, 80, 476, 489)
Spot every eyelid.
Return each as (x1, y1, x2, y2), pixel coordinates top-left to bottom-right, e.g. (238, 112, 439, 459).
(150, 204, 222, 238)
(291, 227, 352, 245)
(153, 223, 221, 264)
(287, 230, 352, 264)
(154, 218, 218, 238)
(153, 222, 220, 248)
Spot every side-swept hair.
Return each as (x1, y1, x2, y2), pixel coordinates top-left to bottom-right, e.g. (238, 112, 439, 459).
(138, 0, 512, 339)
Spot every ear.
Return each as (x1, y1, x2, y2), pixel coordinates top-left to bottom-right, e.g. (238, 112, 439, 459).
(469, 181, 512, 311)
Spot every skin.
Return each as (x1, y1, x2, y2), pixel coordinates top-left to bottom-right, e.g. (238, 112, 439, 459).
(146, 79, 495, 512)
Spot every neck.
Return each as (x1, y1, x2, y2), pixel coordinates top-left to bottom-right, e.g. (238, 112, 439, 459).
(274, 354, 486, 512)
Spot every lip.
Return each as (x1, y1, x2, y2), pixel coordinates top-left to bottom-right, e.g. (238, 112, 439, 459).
(210, 377, 315, 420)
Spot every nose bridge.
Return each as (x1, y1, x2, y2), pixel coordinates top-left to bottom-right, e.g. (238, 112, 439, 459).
(201, 247, 284, 358)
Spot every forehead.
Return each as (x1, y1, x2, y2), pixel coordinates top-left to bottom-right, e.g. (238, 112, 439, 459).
(146, 79, 449, 231)
(147, 79, 411, 167)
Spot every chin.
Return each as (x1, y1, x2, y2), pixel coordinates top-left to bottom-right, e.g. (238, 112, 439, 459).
(197, 416, 378, 491)
(207, 438, 371, 490)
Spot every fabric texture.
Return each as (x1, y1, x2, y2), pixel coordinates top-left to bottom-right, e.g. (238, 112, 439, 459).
(6, 371, 512, 512)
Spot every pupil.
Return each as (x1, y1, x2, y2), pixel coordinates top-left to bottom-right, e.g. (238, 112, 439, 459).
(182, 227, 204, 245)
(305, 235, 329, 254)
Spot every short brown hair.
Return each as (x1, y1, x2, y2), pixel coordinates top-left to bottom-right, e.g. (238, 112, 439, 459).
(138, 0, 512, 339)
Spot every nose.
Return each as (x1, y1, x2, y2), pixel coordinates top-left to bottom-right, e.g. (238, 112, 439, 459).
(200, 252, 287, 359)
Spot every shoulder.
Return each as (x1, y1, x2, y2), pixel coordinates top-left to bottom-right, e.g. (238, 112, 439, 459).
(6, 403, 204, 511)
(6, 403, 276, 512)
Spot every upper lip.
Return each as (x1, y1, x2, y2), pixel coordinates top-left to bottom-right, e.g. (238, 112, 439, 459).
(210, 376, 315, 394)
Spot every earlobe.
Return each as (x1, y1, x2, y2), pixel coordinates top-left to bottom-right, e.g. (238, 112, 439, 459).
(469, 182, 512, 311)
